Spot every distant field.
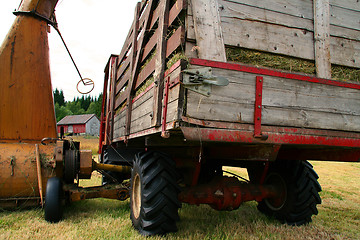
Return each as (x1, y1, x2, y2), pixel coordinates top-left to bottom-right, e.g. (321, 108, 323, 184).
(0, 137, 359, 239)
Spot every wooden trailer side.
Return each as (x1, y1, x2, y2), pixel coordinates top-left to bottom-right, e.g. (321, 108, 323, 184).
(186, 0, 360, 77)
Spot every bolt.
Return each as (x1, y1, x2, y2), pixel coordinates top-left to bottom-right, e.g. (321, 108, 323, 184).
(57, 149, 62, 153)
(233, 193, 237, 198)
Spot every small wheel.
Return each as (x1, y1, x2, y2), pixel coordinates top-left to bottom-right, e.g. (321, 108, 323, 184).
(257, 160, 322, 225)
(44, 177, 64, 223)
(130, 151, 181, 236)
(64, 150, 79, 184)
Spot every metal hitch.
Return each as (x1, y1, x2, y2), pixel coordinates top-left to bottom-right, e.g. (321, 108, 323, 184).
(182, 67, 229, 96)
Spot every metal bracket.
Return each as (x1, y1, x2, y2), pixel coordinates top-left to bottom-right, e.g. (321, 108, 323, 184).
(254, 76, 268, 140)
(182, 67, 229, 96)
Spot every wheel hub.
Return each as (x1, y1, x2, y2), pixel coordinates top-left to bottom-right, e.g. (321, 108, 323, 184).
(264, 172, 287, 211)
(132, 173, 141, 219)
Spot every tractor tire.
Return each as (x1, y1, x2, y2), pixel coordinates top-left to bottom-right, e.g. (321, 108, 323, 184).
(130, 151, 181, 236)
(44, 177, 64, 223)
(257, 160, 322, 225)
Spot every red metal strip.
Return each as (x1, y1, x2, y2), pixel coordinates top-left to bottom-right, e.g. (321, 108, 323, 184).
(181, 116, 360, 139)
(180, 126, 360, 148)
(161, 76, 171, 138)
(112, 121, 177, 142)
(254, 76, 263, 138)
(189, 58, 360, 90)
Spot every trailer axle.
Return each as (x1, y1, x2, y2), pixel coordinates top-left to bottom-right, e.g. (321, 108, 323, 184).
(179, 176, 284, 211)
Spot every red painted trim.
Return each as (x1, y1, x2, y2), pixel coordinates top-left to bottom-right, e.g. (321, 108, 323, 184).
(189, 58, 360, 90)
(164, 59, 182, 77)
(181, 116, 360, 139)
(254, 76, 263, 137)
(161, 76, 171, 137)
(132, 82, 155, 103)
(112, 122, 176, 142)
(180, 126, 360, 148)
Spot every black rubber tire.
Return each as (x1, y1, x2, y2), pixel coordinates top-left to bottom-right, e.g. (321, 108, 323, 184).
(130, 151, 181, 236)
(257, 160, 322, 225)
(44, 177, 64, 223)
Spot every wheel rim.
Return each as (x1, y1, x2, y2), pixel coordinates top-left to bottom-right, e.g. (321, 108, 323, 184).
(132, 173, 141, 219)
(264, 173, 287, 211)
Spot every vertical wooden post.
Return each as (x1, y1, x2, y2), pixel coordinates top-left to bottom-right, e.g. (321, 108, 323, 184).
(125, 3, 141, 137)
(313, 0, 331, 79)
(152, 0, 170, 127)
(191, 0, 226, 61)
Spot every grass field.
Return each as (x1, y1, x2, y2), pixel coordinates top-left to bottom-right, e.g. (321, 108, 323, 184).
(1, 137, 359, 239)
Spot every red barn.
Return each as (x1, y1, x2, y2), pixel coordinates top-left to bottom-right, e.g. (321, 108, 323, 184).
(57, 114, 100, 136)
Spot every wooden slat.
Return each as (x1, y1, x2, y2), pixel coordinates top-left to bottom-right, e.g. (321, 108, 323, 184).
(186, 66, 360, 132)
(219, 0, 360, 41)
(118, 22, 134, 63)
(141, 28, 159, 62)
(116, 57, 130, 82)
(330, 4, 360, 31)
(191, 0, 226, 61)
(169, 0, 186, 26)
(314, 0, 331, 79)
(115, 88, 129, 110)
(150, 3, 161, 30)
(115, 70, 130, 95)
(166, 26, 185, 57)
(135, 56, 156, 89)
(330, 0, 360, 12)
(152, 0, 171, 127)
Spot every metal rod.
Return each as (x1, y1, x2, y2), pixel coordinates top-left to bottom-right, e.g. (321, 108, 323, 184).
(53, 26, 84, 83)
(35, 144, 44, 207)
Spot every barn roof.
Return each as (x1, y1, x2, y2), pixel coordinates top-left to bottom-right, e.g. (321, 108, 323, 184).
(57, 114, 98, 125)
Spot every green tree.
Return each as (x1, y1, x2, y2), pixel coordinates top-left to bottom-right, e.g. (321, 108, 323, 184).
(53, 88, 65, 106)
(54, 103, 73, 122)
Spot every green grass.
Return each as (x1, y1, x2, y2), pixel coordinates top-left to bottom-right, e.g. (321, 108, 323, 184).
(1, 159, 359, 239)
(226, 47, 360, 82)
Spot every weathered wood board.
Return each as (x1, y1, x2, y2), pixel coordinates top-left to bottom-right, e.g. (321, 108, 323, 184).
(187, 0, 360, 69)
(185, 66, 360, 132)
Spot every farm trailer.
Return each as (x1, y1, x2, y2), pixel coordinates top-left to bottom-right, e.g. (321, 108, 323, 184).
(98, 0, 360, 236)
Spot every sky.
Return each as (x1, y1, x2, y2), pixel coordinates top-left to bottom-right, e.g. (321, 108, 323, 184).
(0, 0, 139, 101)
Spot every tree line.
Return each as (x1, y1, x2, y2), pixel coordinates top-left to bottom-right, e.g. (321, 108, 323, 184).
(53, 88, 103, 122)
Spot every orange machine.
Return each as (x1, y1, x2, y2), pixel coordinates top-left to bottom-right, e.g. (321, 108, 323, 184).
(0, 0, 129, 220)
(0, 0, 59, 207)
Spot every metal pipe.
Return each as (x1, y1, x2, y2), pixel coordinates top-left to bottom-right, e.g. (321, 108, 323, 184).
(35, 144, 44, 207)
(93, 161, 131, 174)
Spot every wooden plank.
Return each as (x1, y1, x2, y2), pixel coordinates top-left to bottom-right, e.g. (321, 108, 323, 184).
(141, 28, 159, 62)
(219, 0, 360, 41)
(135, 56, 156, 90)
(221, 0, 314, 20)
(118, 23, 134, 64)
(169, 0, 186, 26)
(166, 26, 185, 57)
(330, 4, 360, 31)
(113, 111, 126, 139)
(219, 0, 314, 32)
(191, 0, 226, 61)
(330, 36, 360, 68)
(150, 3, 161, 30)
(116, 57, 130, 81)
(115, 87, 129, 110)
(314, 0, 332, 79)
(185, 66, 360, 132)
(152, 0, 171, 127)
(115, 74, 129, 96)
(330, 0, 360, 12)
(219, 18, 360, 68)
